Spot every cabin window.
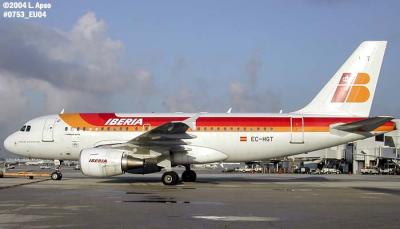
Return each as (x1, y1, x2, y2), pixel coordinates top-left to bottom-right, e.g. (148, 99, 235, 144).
(77, 127, 80, 131)
(26, 126, 31, 132)
(95, 128, 98, 131)
(126, 127, 129, 131)
(375, 134, 384, 142)
(120, 127, 123, 131)
(250, 128, 253, 132)
(224, 127, 227, 131)
(101, 127, 104, 131)
(83, 127, 86, 131)
(216, 127, 220, 131)
(107, 127, 110, 131)
(20, 125, 26, 131)
(210, 127, 214, 131)
(65, 127, 68, 131)
(257, 127, 260, 131)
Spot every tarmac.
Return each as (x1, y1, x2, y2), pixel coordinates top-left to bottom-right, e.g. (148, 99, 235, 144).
(1, 166, 400, 229)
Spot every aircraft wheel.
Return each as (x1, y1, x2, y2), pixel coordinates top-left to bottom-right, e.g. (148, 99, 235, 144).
(162, 171, 179, 185)
(182, 170, 197, 182)
(51, 171, 62, 180)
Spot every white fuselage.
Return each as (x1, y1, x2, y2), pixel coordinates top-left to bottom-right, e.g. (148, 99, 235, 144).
(4, 113, 390, 163)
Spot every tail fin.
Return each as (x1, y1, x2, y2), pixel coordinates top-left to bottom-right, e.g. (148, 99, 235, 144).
(296, 41, 387, 117)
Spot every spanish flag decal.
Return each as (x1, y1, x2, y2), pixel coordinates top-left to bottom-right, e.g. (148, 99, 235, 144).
(240, 136, 247, 142)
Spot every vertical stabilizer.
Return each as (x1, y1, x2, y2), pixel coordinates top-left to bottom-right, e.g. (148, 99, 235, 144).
(296, 41, 387, 117)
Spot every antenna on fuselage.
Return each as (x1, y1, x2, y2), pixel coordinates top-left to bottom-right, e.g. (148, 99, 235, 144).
(60, 109, 65, 114)
(227, 107, 232, 113)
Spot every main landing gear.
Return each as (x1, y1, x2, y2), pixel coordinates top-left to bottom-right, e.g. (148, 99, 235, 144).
(51, 160, 63, 181)
(161, 165, 197, 185)
(161, 171, 179, 185)
(182, 165, 196, 182)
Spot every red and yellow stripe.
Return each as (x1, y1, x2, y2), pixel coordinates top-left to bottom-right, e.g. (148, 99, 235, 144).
(58, 114, 396, 133)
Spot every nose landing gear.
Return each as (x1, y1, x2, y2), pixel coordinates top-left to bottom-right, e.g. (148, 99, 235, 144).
(51, 171, 62, 180)
(51, 159, 63, 181)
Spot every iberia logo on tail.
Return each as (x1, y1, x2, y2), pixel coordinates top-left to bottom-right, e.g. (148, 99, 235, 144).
(331, 73, 370, 103)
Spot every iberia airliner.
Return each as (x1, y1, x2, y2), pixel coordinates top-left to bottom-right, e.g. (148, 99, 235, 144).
(3, 41, 396, 185)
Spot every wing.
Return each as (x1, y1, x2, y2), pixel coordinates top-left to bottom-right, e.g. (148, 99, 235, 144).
(96, 115, 199, 155)
(129, 121, 196, 146)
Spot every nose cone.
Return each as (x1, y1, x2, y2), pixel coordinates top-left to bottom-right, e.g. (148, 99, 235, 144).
(3, 135, 13, 152)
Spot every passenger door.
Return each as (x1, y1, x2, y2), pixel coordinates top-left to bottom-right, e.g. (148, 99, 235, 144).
(290, 117, 304, 144)
(42, 119, 56, 142)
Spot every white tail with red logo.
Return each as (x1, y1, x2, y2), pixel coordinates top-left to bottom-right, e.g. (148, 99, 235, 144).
(296, 41, 387, 117)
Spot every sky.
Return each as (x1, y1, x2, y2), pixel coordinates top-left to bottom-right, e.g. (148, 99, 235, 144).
(1, 0, 400, 157)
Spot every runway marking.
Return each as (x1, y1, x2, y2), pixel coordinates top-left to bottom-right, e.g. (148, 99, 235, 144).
(124, 200, 190, 204)
(360, 196, 378, 199)
(215, 185, 240, 188)
(0, 213, 50, 225)
(193, 216, 279, 222)
(363, 192, 387, 195)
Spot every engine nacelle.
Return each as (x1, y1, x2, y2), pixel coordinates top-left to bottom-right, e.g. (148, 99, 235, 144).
(80, 148, 153, 177)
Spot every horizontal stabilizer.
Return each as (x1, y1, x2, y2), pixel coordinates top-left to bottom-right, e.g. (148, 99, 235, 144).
(332, 116, 393, 132)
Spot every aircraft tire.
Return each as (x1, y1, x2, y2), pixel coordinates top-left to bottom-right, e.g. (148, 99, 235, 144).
(162, 171, 179, 185)
(51, 171, 62, 180)
(182, 170, 196, 182)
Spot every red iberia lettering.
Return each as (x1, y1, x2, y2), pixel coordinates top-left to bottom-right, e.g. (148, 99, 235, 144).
(89, 158, 108, 163)
(104, 118, 143, 126)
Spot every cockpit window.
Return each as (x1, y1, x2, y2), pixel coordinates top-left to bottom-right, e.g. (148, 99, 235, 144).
(26, 125, 31, 132)
(20, 125, 26, 131)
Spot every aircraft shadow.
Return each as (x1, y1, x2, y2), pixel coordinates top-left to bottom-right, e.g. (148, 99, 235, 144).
(353, 187, 400, 197)
(97, 175, 332, 185)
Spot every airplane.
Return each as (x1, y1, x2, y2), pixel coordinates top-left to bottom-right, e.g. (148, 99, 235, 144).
(3, 41, 397, 185)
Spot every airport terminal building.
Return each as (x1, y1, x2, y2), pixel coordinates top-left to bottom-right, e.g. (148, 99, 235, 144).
(288, 130, 400, 174)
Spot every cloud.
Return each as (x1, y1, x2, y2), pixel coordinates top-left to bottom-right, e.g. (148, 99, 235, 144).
(229, 52, 281, 112)
(0, 12, 126, 94)
(0, 11, 155, 113)
(162, 86, 198, 112)
(0, 12, 155, 157)
(0, 72, 29, 123)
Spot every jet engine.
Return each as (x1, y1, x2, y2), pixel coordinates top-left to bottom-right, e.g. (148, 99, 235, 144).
(80, 148, 160, 177)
